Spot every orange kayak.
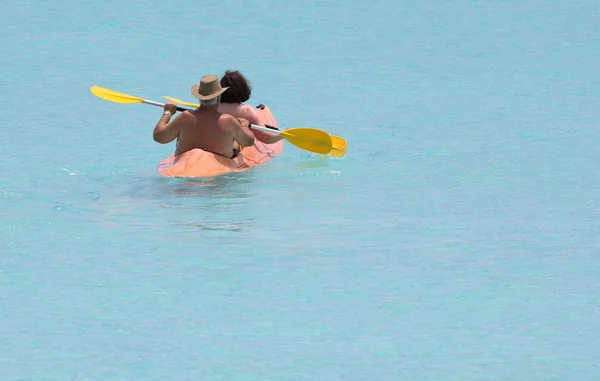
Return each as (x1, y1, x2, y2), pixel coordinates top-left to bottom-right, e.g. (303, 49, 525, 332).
(156, 105, 284, 178)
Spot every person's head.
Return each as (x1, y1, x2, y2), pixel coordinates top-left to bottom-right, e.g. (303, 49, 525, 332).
(200, 97, 219, 107)
(190, 75, 229, 107)
(219, 70, 252, 104)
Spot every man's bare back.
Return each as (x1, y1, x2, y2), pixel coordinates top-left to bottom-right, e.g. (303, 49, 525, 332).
(175, 108, 245, 157)
(153, 75, 256, 158)
(153, 103, 255, 158)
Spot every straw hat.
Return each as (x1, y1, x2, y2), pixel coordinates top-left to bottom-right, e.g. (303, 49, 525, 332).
(190, 75, 229, 101)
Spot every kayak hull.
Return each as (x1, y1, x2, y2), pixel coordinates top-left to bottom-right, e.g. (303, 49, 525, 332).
(156, 105, 284, 178)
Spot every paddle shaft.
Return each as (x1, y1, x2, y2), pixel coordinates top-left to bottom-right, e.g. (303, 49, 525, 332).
(250, 124, 281, 134)
(147, 100, 285, 131)
(155, 103, 278, 132)
(144, 99, 187, 112)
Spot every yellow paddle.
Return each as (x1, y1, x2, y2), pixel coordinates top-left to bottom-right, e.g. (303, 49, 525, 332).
(91, 86, 333, 155)
(163, 95, 347, 157)
(329, 136, 347, 157)
(91, 86, 187, 111)
(251, 126, 332, 154)
(163, 96, 199, 108)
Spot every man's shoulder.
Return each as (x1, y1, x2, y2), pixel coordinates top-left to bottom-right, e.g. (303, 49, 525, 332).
(218, 112, 236, 122)
(177, 110, 197, 121)
(216, 113, 238, 129)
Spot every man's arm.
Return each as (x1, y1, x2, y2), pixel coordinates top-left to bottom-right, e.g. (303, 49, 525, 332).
(153, 103, 187, 144)
(225, 115, 255, 147)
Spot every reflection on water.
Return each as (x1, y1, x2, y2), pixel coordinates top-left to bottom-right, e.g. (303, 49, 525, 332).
(174, 218, 257, 233)
(118, 170, 260, 201)
(157, 173, 260, 235)
(91, 172, 261, 235)
(289, 156, 332, 172)
(161, 172, 256, 200)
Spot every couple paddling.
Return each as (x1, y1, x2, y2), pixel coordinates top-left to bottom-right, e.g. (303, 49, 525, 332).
(153, 71, 283, 159)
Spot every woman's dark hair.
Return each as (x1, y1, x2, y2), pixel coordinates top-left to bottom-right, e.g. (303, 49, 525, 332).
(220, 70, 252, 104)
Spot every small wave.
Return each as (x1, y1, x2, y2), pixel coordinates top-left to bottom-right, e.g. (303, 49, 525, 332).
(60, 168, 85, 176)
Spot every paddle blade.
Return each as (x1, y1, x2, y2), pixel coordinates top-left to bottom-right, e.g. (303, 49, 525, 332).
(281, 128, 332, 155)
(330, 136, 347, 157)
(90, 86, 144, 104)
(163, 96, 199, 108)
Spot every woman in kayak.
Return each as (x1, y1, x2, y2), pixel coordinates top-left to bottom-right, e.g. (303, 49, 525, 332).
(218, 70, 283, 144)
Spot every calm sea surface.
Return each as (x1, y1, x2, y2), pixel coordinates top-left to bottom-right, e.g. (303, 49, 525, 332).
(1, 0, 599, 379)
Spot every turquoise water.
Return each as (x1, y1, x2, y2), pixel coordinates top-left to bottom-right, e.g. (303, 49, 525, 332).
(2, 0, 600, 379)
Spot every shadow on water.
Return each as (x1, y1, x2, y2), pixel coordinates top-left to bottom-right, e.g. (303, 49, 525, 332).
(153, 173, 261, 234)
(159, 173, 256, 199)
(289, 155, 332, 171)
(91, 154, 343, 234)
(120, 170, 259, 202)
(90, 171, 263, 234)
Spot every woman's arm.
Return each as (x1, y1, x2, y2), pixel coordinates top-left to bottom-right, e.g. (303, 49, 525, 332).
(251, 128, 284, 144)
(237, 105, 283, 144)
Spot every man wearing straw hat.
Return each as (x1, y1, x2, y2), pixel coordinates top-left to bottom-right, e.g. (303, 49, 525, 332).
(153, 75, 255, 158)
